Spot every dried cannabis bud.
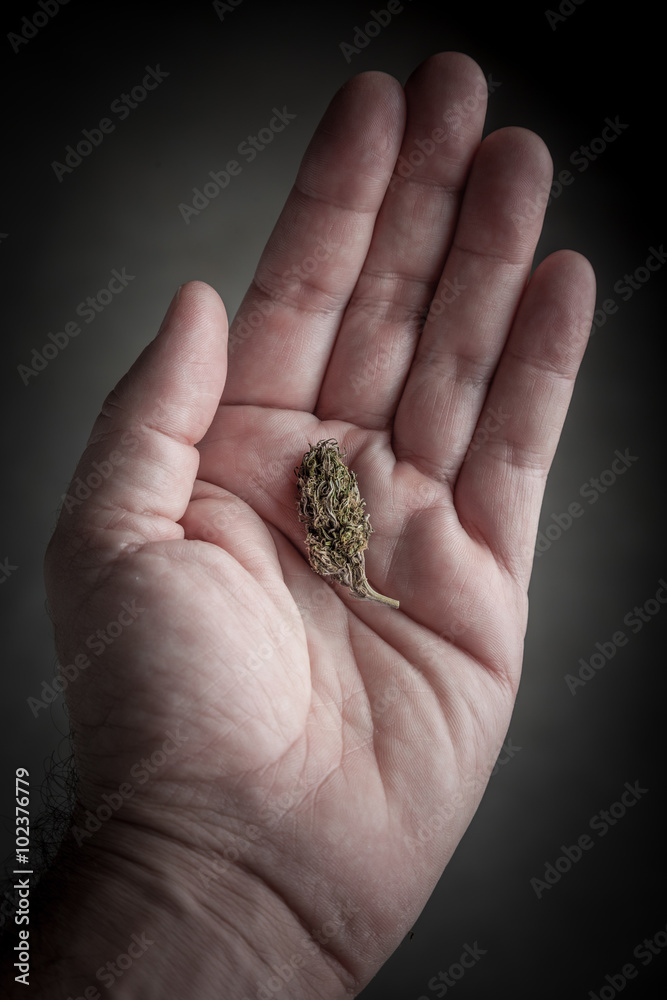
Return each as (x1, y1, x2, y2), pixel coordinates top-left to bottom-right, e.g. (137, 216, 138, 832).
(295, 439, 399, 609)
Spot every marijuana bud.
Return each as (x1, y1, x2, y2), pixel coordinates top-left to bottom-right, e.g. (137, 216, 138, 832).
(295, 438, 399, 609)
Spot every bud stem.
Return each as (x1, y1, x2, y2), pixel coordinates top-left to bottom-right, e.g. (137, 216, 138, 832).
(353, 577, 400, 609)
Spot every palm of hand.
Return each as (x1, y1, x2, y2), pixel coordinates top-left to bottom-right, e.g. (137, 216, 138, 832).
(45, 52, 594, 987)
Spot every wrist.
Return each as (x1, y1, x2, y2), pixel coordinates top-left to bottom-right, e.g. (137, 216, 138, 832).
(1, 815, 353, 1000)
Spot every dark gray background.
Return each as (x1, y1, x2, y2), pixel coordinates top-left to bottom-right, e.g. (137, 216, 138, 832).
(1, 1, 664, 997)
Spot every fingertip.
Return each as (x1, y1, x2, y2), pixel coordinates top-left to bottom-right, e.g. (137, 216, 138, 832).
(172, 280, 228, 328)
(482, 125, 554, 177)
(301, 70, 406, 195)
(534, 248, 597, 324)
(406, 50, 488, 92)
(340, 67, 405, 102)
(540, 248, 596, 288)
(152, 281, 229, 385)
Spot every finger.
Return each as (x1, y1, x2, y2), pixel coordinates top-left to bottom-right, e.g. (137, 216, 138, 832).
(316, 51, 488, 428)
(455, 249, 596, 581)
(220, 71, 405, 411)
(394, 127, 554, 483)
(55, 280, 228, 547)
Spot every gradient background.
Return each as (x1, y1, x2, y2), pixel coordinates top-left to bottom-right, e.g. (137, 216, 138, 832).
(1, 2, 664, 997)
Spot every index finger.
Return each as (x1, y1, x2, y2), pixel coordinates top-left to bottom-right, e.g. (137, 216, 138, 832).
(220, 71, 406, 412)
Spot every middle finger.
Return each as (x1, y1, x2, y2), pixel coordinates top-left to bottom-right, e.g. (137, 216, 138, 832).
(315, 51, 489, 428)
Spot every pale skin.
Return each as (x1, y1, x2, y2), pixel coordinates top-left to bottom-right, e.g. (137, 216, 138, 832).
(3, 52, 595, 997)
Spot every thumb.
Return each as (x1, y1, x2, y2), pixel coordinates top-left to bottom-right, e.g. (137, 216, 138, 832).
(52, 280, 228, 551)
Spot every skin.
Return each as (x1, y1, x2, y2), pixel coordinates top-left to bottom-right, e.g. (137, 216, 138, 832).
(5, 52, 595, 998)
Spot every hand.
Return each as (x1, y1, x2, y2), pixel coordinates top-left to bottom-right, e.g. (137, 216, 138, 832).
(38, 51, 594, 998)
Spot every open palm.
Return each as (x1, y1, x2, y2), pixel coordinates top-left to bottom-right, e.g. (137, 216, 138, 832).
(45, 53, 595, 996)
